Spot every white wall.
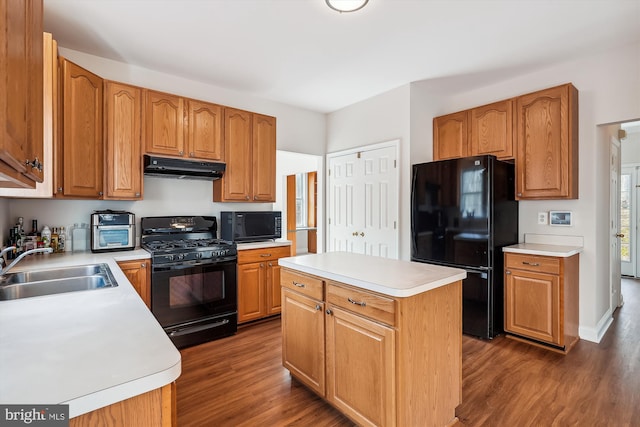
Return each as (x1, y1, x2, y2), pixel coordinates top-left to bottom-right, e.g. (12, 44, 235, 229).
(326, 84, 411, 259)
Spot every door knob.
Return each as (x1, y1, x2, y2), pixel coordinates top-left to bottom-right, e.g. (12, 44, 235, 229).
(616, 233, 625, 238)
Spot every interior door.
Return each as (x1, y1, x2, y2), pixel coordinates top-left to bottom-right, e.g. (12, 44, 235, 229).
(610, 135, 623, 309)
(327, 143, 399, 258)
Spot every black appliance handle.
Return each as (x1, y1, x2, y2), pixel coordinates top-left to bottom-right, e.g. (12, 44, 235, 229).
(152, 257, 237, 271)
(167, 319, 230, 337)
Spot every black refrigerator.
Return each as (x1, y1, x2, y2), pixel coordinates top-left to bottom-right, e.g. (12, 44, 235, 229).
(411, 155, 518, 338)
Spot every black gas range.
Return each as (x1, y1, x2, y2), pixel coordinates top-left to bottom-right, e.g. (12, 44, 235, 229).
(141, 216, 238, 349)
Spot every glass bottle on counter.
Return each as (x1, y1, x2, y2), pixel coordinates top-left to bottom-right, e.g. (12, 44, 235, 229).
(58, 227, 66, 252)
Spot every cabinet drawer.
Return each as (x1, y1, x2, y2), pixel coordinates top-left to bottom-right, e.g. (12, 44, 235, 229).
(505, 253, 560, 275)
(281, 269, 324, 301)
(327, 282, 396, 326)
(239, 246, 291, 264)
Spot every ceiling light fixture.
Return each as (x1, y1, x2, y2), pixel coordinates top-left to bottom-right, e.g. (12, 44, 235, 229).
(326, 0, 369, 13)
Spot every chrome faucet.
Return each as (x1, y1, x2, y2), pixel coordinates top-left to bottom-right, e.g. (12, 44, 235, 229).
(0, 246, 54, 277)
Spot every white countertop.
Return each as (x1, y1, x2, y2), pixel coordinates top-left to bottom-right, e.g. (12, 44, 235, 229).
(502, 234, 584, 257)
(0, 249, 181, 418)
(237, 240, 292, 250)
(278, 252, 466, 298)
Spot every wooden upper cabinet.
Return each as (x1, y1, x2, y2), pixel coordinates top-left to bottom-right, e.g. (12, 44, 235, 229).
(470, 99, 514, 159)
(104, 81, 143, 199)
(0, 0, 44, 188)
(186, 99, 224, 161)
(59, 58, 103, 198)
(144, 90, 185, 157)
(433, 111, 469, 161)
(252, 113, 276, 202)
(214, 108, 253, 201)
(516, 83, 578, 199)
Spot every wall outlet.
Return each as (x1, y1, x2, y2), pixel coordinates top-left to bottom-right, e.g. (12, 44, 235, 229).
(537, 212, 548, 225)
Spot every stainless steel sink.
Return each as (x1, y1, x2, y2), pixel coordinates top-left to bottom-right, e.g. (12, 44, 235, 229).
(0, 263, 118, 301)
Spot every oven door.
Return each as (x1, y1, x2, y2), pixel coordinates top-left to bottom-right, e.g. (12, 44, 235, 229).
(151, 258, 237, 328)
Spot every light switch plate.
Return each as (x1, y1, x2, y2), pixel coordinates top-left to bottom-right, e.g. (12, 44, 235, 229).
(537, 212, 548, 225)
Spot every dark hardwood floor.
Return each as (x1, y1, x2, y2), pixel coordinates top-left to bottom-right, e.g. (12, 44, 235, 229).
(177, 279, 640, 426)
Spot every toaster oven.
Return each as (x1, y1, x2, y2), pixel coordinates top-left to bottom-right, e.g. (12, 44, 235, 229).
(91, 210, 136, 252)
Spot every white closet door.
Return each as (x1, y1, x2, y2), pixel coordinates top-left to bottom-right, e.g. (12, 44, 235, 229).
(328, 143, 399, 259)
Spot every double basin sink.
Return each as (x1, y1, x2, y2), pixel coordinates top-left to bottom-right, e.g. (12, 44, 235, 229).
(0, 263, 117, 301)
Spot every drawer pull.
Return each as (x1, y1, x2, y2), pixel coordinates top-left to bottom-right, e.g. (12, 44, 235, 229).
(260, 253, 272, 257)
(293, 281, 306, 288)
(348, 297, 366, 307)
(522, 261, 540, 266)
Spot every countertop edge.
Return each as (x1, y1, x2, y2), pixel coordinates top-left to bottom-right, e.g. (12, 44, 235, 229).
(65, 358, 181, 418)
(503, 244, 583, 257)
(279, 254, 467, 298)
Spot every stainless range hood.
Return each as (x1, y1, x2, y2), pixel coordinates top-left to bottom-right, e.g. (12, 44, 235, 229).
(143, 155, 225, 180)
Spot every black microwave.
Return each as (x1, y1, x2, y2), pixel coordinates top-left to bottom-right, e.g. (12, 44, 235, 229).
(220, 211, 282, 242)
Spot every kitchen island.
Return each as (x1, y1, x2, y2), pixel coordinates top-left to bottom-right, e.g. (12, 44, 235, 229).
(279, 252, 466, 427)
(0, 249, 180, 425)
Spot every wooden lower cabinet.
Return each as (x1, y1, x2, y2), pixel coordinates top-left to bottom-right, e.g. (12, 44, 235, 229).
(281, 268, 462, 427)
(504, 252, 579, 352)
(117, 259, 151, 308)
(70, 382, 176, 427)
(237, 245, 291, 323)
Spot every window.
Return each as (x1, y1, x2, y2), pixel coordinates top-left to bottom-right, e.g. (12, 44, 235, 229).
(295, 173, 308, 228)
(460, 169, 486, 218)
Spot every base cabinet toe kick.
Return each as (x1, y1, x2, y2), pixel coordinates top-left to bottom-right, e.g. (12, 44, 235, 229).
(280, 266, 463, 427)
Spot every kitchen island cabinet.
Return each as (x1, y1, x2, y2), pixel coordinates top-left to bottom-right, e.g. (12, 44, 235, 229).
(280, 252, 466, 427)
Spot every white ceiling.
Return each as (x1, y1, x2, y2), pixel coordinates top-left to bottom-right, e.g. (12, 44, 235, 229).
(43, 0, 640, 113)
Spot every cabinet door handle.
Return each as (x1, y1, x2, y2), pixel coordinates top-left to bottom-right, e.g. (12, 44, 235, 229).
(268, 262, 273, 267)
(347, 297, 366, 307)
(260, 263, 265, 268)
(522, 261, 540, 266)
(326, 309, 333, 315)
(293, 281, 305, 288)
(141, 263, 146, 268)
(260, 253, 272, 257)
(315, 304, 322, 311)
(505, 270, 511, 275)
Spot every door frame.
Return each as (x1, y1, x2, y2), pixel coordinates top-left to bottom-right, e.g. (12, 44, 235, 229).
(620, 165, 637, 277)
(326, 139, 400, 258)
(610, 133, 623, 310)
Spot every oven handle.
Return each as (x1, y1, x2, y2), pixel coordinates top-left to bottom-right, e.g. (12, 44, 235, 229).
(152, 257, 237, 271)
(167, 319, 230, 337)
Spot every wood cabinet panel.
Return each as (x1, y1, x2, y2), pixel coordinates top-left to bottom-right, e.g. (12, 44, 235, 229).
(117, 259, 151, 308)
(505, 269, 560, 344)
(70, 382, 175, 427)
(266, 260, 282, 315)
(238, 261, 265, 323)
(326, 282, 395, 326)
(238, 245, 290, 264)
(281, 269, 324, 301)
(252, 113, 277, 201)
(0, 0, 43, 188)
(104, 81, 143, 199)
(470, 99, 514, 159)
(186, 99, 224, 160)
(516, 83, 578, 199)
(326, 306, 395, 427)
(59, 58, 103, 198)
(144, 90, 185, 157)
(433, 111, 468, 161)
(281, 288, 325, 395)
(505, 252, 560, 274)
(215, 107, 252, 201)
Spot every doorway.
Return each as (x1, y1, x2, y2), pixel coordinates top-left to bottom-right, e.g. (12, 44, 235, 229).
(620, 121, 640, 279)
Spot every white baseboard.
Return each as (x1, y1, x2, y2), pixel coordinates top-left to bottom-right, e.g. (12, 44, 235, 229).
(579, 309, 614, 343)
